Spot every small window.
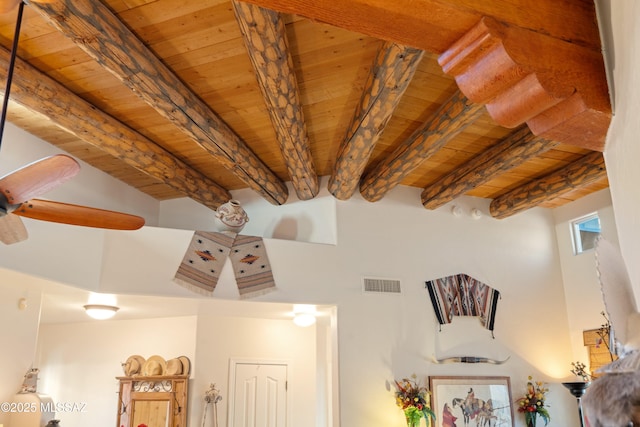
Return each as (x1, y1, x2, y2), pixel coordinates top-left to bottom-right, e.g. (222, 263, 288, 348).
(571, 213, 601, 254)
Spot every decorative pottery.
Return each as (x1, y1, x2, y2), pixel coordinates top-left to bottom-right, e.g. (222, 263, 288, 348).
(214, 199, 249, 233)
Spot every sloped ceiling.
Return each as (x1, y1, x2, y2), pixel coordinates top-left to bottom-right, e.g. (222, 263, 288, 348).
(0, 0, 610, 218)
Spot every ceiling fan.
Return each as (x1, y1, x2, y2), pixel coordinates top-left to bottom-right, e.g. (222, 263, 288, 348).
(0, 1, 145, 244)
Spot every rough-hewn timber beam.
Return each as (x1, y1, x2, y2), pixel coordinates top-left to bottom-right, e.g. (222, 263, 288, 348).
(0, 46, 232, 210)
(328, 41, 424, 200)
(359, 90, 484, 202)
(439, 17, 610, 151)
(242, 0, 602, 53)
(245, 0, 611, 152)
(0, 0, 19, 14)
(28, 0, 289, 205)
(232, 0, 318, 201)
(421, 126, 559, 209)
(489, 151, 607, 219)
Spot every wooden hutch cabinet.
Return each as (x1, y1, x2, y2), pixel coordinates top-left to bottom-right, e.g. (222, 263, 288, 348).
(116, 375, 188, 427)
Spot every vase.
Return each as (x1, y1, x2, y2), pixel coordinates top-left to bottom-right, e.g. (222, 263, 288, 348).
(405, 418, 420, 427)
(404, 408, 422, 427)
(214, 199, 249, 233)
(524, 412, 539, 427)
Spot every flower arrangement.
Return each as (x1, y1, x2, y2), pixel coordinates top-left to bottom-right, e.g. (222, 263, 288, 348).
(570, 361, 591, 382)
(517, 376, 550, 426)
(595, 311, 616, 361)
(394, 374, 436, 427)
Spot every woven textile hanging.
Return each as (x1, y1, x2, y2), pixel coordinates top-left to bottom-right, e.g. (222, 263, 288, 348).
(174, 231, 276, 299)
(425, 273, 500, 337)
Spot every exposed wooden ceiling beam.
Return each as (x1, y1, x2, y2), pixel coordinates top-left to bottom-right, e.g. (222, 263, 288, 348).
(490, 151, 607, 219)
(27, 0, 289, 205)
(0, 45, 232, 210)
(0, 0, 20, 14)
(421, 126, 559, 209)
(246, 0, 611, 152)
(242, 0, 602, 53)
(328, 41, 424, 200)
(0, 0, 609, 217)
(359, 90, 484, 202)
(439, 17, 610, 151)
(232, 0, 318, 201)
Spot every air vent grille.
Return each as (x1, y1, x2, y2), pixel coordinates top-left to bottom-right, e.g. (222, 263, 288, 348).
(362, 277, 401, 294)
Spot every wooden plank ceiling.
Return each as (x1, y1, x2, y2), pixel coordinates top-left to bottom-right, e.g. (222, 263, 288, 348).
(0, 0, 610, 218)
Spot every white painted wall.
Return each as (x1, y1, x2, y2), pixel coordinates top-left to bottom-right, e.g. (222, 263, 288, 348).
(0, 105, 620, 427)
(34, 316, 198, 427)
(319, 191, 578, 426)
(8, 186, 585, 427)
(596, 0, 640, 306)
(0, 271, 44, 426)
(159, 185, 338, 245)
(30, 309, 325, 427)
(191, 312, 319, 427)
(0, 181, 599, 426)
(553, 189, 618, 363)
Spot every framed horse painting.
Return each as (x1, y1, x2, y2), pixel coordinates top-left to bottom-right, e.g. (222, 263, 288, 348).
(429, 376, 514, 427)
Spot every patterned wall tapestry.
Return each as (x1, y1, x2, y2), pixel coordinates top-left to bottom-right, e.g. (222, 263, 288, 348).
(425, 273, 500, 337)
(174, 231, 275, 299)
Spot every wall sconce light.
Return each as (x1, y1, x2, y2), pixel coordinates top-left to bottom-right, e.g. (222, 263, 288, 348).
(83, 304, 119, 320)
(292, 304, 316, 327)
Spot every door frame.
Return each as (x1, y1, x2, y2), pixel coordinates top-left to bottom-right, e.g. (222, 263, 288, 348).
(227, 358, 292, 427)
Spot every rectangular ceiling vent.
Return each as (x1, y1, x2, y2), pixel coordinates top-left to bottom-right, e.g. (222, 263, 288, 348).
(362, 277, 402, 294)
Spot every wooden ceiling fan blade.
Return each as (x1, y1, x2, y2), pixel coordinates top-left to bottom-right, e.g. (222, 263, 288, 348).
(0, 154, 80, 204)
(13, 199, 145, 230)
(0, 213, 27, 244)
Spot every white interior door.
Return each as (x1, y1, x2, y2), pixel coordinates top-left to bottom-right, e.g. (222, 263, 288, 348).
(231, 362, 288, 427)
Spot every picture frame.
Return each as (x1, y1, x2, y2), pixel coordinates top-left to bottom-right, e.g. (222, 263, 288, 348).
(429, 376, 514, 427)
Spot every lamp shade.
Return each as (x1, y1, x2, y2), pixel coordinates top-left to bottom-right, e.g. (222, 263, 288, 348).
(292, 304, 317, 327)
(293, 313, 316, 327)
(83, 304, 119, 320)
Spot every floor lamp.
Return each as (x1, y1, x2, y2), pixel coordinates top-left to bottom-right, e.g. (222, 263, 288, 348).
(562, 381, 590, 427)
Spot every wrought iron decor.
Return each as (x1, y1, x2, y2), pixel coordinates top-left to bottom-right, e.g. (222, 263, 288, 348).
(132, 379, 173, 393)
